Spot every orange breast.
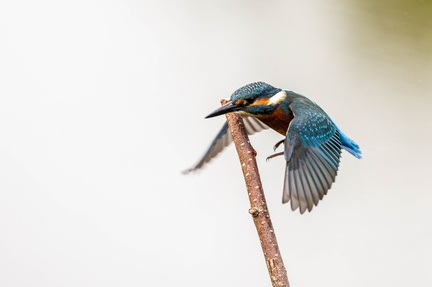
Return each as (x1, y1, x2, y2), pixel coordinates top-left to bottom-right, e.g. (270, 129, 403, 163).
(255, 107, 293, 135)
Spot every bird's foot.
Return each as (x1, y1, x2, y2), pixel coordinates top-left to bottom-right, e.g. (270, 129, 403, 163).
(266, 152, 284, 161)
(273, 139, 285, 151)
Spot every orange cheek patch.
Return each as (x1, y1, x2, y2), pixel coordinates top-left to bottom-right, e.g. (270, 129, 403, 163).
(250, 98, 269, 106)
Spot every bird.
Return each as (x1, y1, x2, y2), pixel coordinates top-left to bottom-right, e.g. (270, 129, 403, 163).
(184, 82, 361, 214)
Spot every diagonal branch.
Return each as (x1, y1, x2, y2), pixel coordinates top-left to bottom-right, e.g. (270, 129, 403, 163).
(221, 99, 290, 287)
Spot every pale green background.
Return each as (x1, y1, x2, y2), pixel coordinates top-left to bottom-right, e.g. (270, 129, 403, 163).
(1, 1, 431, 286)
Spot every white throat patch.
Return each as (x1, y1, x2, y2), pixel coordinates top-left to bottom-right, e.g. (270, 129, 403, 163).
(268, 91, 287, 105)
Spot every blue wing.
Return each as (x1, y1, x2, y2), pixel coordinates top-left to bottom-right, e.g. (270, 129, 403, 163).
(183, 116, 268, 174)
(283, 99, 346, 213)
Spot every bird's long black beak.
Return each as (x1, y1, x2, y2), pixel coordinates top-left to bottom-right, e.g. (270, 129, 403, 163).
(205, 101, 242, 119)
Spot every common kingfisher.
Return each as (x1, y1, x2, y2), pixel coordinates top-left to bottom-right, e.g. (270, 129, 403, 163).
(184, 82, 361, 214)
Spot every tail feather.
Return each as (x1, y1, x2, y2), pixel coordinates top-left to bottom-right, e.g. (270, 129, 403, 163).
(338, 130, 362, 159)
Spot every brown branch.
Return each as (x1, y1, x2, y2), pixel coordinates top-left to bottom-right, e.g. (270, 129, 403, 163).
(222, 99, 290, 287)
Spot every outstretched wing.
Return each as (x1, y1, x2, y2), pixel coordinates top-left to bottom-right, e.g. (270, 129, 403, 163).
(283, 100, 342, 214)
(183, 116, 268, 174)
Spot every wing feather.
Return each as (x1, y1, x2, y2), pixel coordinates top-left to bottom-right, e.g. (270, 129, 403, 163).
(283, 100, 343, 213)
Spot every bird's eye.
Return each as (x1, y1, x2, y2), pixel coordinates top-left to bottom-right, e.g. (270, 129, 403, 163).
(245, 98, 254, 105)
(243, 98, 255, 106)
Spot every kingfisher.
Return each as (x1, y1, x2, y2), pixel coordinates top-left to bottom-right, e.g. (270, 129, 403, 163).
(184, 82, 361, 214)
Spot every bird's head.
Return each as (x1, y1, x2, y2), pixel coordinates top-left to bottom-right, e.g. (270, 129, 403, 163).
(205, 82, 286, 118)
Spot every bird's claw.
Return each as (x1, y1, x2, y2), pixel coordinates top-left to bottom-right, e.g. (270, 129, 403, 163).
(273, 139, 285, 151)
(266, 152, 284, 161)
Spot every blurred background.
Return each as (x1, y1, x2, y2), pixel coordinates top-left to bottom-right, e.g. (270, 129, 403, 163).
(1, 1, 431, 286)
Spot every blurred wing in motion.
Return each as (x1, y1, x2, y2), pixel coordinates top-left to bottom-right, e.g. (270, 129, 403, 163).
(183, 116, 268, 174)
